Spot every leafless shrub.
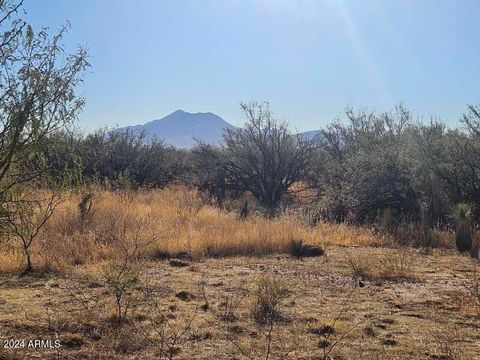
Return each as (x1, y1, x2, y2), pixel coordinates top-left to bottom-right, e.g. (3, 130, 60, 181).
(4, 189, 61, 273)
(104, 260, 141, 324)
(345, 247, 417, 285)
(431, 327, 467, 360)
(202, 284, 249, 322)
(135, 284, 198, 360)
(345, 250, 373, 284)
(380, 247, 417, 281)
(469, 262, 480, 309)
(202, 278, 294, 360)
(103, 217, 155, 324)
(314, 288, 360, 360)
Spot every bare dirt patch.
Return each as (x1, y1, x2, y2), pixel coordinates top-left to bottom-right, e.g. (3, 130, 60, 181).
(0, 246, 479, 359)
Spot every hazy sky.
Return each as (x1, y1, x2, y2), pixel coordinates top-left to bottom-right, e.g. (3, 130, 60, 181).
(25, 0, 480, 131)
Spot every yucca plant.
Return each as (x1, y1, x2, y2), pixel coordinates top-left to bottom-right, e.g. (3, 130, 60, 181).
(452, 203, 473, 252)
(289, 239, 303, 258)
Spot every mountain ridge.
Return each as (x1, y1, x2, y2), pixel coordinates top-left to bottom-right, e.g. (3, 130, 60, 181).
(121, 109, 234, 148)
(120, 110, 320, 148)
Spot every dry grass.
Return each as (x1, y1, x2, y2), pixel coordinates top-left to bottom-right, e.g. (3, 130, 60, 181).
(0, 187, 477, 359)
(0, 247, 479, 359)
(345, 246, 418, 284)
(0, 186, 382, 273)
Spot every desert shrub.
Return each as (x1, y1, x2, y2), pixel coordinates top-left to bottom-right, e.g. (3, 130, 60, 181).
(433, 229, 456, 249)
(104, 258, 142, 324)
(345, 251, 373, 283)
(376, 208, 396, 235)
(289, 239, 324, 258)
(311, 106, 420, 224)
(191, 142, 227, 207)
(252, 276, 288, 325)
(202, 283, 249, 323)
(135, 283, 198, 360)
(79, 193, 94, 232)
(223, 102, 315, 217)
(102, 213, 156, 323)
(309, 103, 480, 230)
(389, 222, 438, 248)
(0, 1, 88, 205)
(422, 228, 440, 249)
(380, 247, 417, 281)
(345, 248, 416, 283)
(62, 129, 192, 189)
(3, 189, 61, 273)
(422, 106, 480, 221)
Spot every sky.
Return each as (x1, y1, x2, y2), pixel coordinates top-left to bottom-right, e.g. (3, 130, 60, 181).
(24, 0, 480, 132)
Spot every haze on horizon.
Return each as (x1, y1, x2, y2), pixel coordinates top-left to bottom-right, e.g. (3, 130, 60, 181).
(25, 0, 480, 132)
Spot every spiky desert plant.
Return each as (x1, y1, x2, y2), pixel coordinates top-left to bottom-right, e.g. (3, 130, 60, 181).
(289, 239, 303, 258)
(452, 203, 473, 252)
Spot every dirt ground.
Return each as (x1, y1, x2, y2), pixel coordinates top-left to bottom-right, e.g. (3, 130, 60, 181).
(0, 246, 479, 359)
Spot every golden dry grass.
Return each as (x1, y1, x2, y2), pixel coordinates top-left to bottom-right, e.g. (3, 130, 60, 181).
(0, 187, 478, 359)
(0, 186, 384, 273)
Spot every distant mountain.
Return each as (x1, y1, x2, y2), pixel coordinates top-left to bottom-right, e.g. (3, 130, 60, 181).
(121, 110, 234, 148)
(120, 109, 322, 148)
(298, 130, 321, 140)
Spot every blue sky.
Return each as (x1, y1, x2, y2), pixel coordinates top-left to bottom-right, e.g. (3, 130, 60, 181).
(25, 0, 480, 131)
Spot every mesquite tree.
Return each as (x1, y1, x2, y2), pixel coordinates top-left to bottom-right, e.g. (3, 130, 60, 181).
(0, 1, 87, 271)
(223, 102, 314, 216)
(0, 0, 88, 201)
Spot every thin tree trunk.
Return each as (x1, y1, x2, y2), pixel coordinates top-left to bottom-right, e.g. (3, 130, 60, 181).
(24, 249, 32, 273)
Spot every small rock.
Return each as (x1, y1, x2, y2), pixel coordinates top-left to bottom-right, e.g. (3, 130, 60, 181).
(152, 250, 170, 260)
(383, 339, 398, 346)
(318, 339, 330, 349)
(364, 326, 376, 337)
(62, 333, 85, 348)
(175, 252, 192, 260)
(227, 325, 244, 334)
(175, 290, 194, 302)
(309, 325, 335, 336)
(383, 338, 398, 346)
(169, 259, 189, 268)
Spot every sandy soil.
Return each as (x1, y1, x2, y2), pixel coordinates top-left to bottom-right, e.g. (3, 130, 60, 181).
(0, 246, 479, 359)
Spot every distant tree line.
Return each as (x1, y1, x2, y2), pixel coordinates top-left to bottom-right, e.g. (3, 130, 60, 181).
(40, 129, 192, 189)
(32, 101, 480, 228)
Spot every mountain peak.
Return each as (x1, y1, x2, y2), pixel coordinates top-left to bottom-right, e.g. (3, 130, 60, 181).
(171, 109, 187, 115)
(169, 109, 220, 118)
(121, 110, 234, 148)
